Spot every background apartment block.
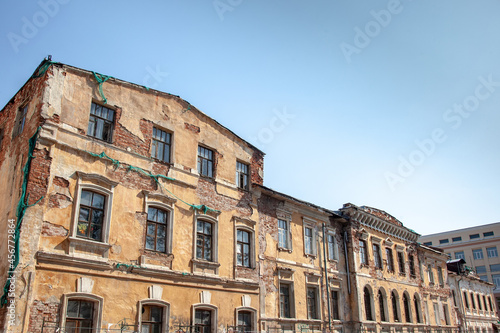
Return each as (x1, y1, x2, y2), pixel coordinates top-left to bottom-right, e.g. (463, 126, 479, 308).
(420, 223, 500, 312)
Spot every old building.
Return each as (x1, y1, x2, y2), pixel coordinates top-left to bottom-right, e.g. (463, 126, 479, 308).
(447, 259, 498, 332)
(420, 223, 500, 312)
(0, 59, 264, 332)
(339, 203, 457, 332)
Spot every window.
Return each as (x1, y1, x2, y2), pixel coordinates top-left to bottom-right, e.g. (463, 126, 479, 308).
(414, 295, 422, 323)
(364, 287, 373, 321)
(490, 264, 500, 272)
(279, 283, 292, 318)
(493, 275, 500, 289)
(488, 296, 493, 311)
(487, 247, 498, 258)
(477, 294, 482, 310)
(386, 248, 394, 272)
(146, 207, 168, 252)
(88, 102, 114, 142)
(452, 290, 457, 307)
(304, 227, 314, 256)
(438, 267, 444, 287)
(403, 293, 411, 323)
(331, 291, 340, 320)
(433, 303, 440, 325)
(391, 291, 399, 322)
(452, 236, 462, 242)
(237, 311, 252, 332)
(423, 241, 432, 246)
(397, 252, 405, 274)
(278, 219, 291, 250)
(357, 240, 368, 265)
(151, 127, 171, 163)
(373, 244, 382, 269)
(484, 231, 494, 237)
(409, 255, 415, 277)
(77, 190, 106, 241)
(439, 239, 449, 244)
(473, 249, 484, 260)
(327, 234, 337, 260)
(237, 229, 251, 268)
(142, 305, 163, 333)
(428, 265, 434, 284)
(463, 292, 469, 309)
(378, 290, 386, 322)
(196, 220, 213, 261)
(470, 233, 480, 239)
(236, 161, 249, 190)
(443, 304, 450, 325)
(65, 300, 94, 332)
(476, 266, 486, 274)
(195, 309, 212, 333)
(470, 292, 476, 309)
(455, 251, 465, 260)
(197, 146, 214, 178)
(483, 295, 488, 312)
(306, 287, 319, 319)
(13, 104, 28, 138)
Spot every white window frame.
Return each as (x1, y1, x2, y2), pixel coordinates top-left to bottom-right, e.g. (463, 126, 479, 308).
(303, 218, 317, 257)
(326, 231, 337, 261)
(138, 299, 170, 333)
(487, 247, 498, 258)
(192, 304, 218, 333)
(145, 201, 174, 254)
(278, 218, 292, 251)
(473, 249, 484, 260)
(193, 214, 219, 263)
(60, 293, 103, 331)
(235, 226, 255, 269)
(235, 307, 257, 332)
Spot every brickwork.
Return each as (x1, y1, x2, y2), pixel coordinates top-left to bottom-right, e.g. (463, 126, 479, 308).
(27, 300, 60, 333)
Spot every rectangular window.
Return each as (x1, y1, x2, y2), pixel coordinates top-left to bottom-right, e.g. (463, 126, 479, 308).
(373, 244, 382, 269)
(197, 146, 214, 178)
(439, 239, 449, 244)
(359, 240, 368, 265)
(237, 311, 252, 332)
(470, 233, 480, 239)
(476, 266, 486, 274)
(386, 248, 394, 272)
(473, 249, 484, 260)
(479, 275, 488, 282)
(87, 102, 114, 142)
(397, 252, 405, 274)
(151, 127, 171, 163)
(195, 309, 212, 333)
(66, 300, 94, 332)
(278, 219, 290, 249)
(77, 190, 106, 241)
(428, 265, 434, 284)
(455, 251, 465, 260)
(331, 291, 340, 320)
(327, 234, 336, 260)
(452, 236, 462, 242)
(306, 287, 319, 319)
(443, 304, 450, 325)
(493, 275, 500, 289)
(484, 231, 494, 237)
(196, 220, 213, 261)
(279, 283, 292, 318)
(142, 305, 163, 333)
(470, 292, 476, 309)
(409, 255, 416, 277)
(146, 207, 168, 252)
(13, 104, 28, 138)
(237, 229, 251, 267)
(433, 303, 440, 325)
(304, 227, 314, 255)
(463, 292, 469, 308)
(490, 264, 500, 272)
(423, 241, 432, 246)
(487, 247, 498, 258)
(236, 161, 249, 190)
(438, 267, 444, 287)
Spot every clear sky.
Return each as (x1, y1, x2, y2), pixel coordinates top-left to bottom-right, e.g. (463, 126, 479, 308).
(1, 0, 499, 235)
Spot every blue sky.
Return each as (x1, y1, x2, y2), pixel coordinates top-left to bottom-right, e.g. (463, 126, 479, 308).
(1, 0, 499, 235)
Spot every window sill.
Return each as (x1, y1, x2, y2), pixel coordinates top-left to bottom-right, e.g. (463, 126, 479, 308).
(151, 157, 172, 166)
(191, 258, 220, 275)
(304, 253, 317, 259)
(278, 246, 292, 253)
(68, 236, 112, 258)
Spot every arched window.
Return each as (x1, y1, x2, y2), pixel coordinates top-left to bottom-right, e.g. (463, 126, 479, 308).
(391, 291, 400, 322)
(378, 290, 386, 322)
(414, 294, 422, 323)
(364, 287, 373, 321)
(403, 293, 412, 323)
(146, 206, 169, 252)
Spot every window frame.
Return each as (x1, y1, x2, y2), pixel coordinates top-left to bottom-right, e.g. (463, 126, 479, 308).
(378, 289, 387, 322)
(196, 220, 215, 262)
(235, 307, 257, 333)
(192, 213, 220, 273)
(403, 293, 412, 323)
(437, 266, 444, 287)
(138, 299, 170, 333)
(236, 227, 254, 268)
(327, 232, 337, 261)
(87, 102, 115, 143)
(192, 304, 218, 333)
(473, 249, 484, 260)
(359, 240, 368, 265)
(303, 220, 317, 257)
(363, 286, 374, 321)
(13, 104, 28, 138)
(373, 243, 383, 269)
(279, 281, 294, 318)
(455, 251, 465, 260)
(278, 218, 292, 251)
(428, 265, 435, 285)
(151, 127, 172, 164)
(145, 202, 174, 254)
(397, 251, 405, 275)
(487, 247, 498, 258)
(331, 290, 340, 320)
(386, 248, 394, 273)
(408, 255, 416, 277)
(236, 161, 250, 190)
(306, 286, 320, 320)
(76, 190, 107, 242)
(391, 291, 400, 322)
(414, 294, 422, 323)
(197, 145, 215, 178)
(60, 293, 103, 332)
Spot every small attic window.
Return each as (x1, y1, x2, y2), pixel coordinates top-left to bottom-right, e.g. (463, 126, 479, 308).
(12, 104, 28, 138)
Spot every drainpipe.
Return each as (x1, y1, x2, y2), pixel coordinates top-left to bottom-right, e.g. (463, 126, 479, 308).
(322, 224, 332, 332)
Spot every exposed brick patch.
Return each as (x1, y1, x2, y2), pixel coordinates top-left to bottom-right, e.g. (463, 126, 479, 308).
(251, 150, 264, 185)
(235, 266, 259, 281)
(26, 148, 52, 205)
(196, 178, 252, 216)
(48, 193, 72, 209)
(184, 123, 200, 134)
(53, 176, 69, 188)
(113, 107, 152, 157)
(49, 114, 60, 123)
(152, 161, 170, 177)
(27, 300, 60, 333)
(42, 221, 69, 237)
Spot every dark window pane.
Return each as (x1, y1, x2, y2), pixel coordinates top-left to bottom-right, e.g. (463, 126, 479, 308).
(92, 193, 105, 209)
